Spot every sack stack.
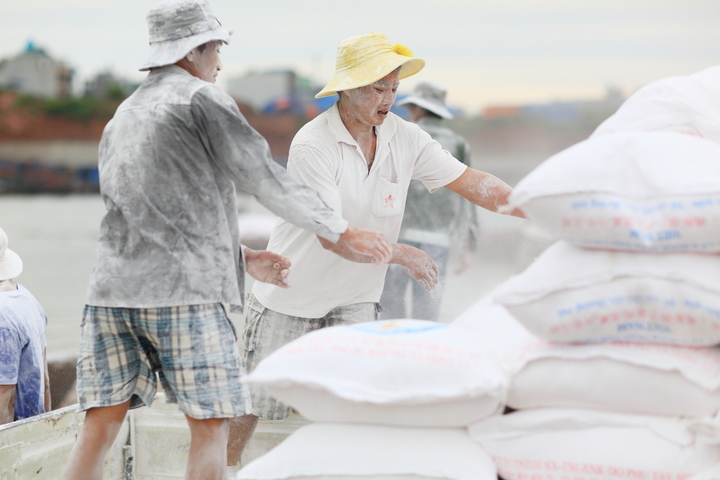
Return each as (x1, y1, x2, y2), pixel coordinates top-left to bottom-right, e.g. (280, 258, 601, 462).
(460, 86, 720, 479)
(592, 66, 720, 140)
(454, 298, 720, 480)
(236, 319, 509, 480)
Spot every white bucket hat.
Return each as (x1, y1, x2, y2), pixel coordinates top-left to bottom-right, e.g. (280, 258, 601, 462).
(139, 0, 230, 71)
(316, 33, 425, 99)
(0, 227, 22, 281)
(397, 80, 454, 119)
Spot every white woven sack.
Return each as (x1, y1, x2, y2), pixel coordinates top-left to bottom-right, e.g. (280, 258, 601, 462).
(593, 66, 720, 141)
(469, 408, 720, 480)
(450, 295, 538, 371)
(493, 241, 720, 345)
(236, 423, 497, 480)
(242, 319, 509, 427)
(507, 131, 720, 252)
(507, 339, 720, 416)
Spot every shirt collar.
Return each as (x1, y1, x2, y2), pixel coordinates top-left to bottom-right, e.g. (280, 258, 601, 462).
(148, 64, 192, 80)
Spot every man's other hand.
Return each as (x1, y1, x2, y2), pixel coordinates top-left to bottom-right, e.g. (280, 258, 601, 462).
(393, 244, 439, 291)
(336, 226, 393, 264)
(244, 248, 292, 288)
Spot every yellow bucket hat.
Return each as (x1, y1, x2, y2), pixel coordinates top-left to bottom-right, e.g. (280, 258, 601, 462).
(315, 33, 425, 99)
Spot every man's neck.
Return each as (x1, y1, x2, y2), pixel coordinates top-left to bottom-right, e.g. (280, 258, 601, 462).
(0, 279, 16, 292)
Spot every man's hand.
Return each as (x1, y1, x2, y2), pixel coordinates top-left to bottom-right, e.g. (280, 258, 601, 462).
(244, 248, 292, 288)
(334, 226, 393, 264)
(393, 244, 439, 291)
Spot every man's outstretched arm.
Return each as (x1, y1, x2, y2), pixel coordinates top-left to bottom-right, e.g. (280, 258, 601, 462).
(444, 168, 526, 219)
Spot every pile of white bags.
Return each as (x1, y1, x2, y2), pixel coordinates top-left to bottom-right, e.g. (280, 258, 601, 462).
(454, 298, 720, 479)
(457, 82, 720, 479)
(469, 408, 720, 480)
(504, 131, 720, 252)
(494, 241, 720, 345)
(457, 282, 720, 479)
(237, 319, 505, 479)
(592, 66, 720, 141)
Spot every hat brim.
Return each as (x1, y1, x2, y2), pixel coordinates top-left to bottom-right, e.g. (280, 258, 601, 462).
(139, 27, 231, 71)
(0, 248, 22, 281)
(315, 55, 425, 99)
(397, 94, 454, 119)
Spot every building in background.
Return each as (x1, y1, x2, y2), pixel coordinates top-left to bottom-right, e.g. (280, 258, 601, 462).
(0, 41, 73, 98)
(226, 70, 310, 115)
(83, 71, 136, 99)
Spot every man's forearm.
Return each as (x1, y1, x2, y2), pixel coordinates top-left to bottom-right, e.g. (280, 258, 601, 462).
(317, 225, 393, 264)
(317, 237, 419, 268)
(445, 168, 525, 218)
(43, 350, 51, 412)
(317, 235, 382, 263)
(0, 385, 16, 425)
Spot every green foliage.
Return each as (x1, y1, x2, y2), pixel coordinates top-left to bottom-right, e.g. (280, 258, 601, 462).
(105, 84, 126, 101)
(14, 94, 120, 121)
(14, 94, 44, 111)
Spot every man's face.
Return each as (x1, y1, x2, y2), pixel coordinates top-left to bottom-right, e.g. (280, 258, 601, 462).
(342, 70, 400, 127)
(188, 41, 223, 83)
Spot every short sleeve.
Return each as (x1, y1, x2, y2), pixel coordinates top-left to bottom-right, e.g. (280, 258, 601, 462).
(411, 128, 467, 192)
(0, 327, 21, 385)
(288, 144, 343, 215)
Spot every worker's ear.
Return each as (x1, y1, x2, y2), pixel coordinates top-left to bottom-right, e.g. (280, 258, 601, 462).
(183, 49, 196, 64)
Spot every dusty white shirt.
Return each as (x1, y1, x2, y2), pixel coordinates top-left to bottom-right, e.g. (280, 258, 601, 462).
(253, 104, 467, 318)
(86, 66, 347, 311)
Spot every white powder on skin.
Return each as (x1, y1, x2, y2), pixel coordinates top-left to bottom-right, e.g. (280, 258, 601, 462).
(392, 245, 439, 291)
(474, 175, 511, 210)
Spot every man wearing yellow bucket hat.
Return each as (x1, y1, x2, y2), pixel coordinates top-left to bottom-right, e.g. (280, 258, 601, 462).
(231, 32, 525, 459)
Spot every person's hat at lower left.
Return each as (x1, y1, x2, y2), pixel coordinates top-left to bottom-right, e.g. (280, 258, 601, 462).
(0, 227, 22, 281)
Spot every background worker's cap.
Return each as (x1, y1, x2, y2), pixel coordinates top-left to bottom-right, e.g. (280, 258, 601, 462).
(397, 80, 454, 119)
(315, 33, 425, 98)
(0, 227, 22, 281)
(139, 0, 230, 71)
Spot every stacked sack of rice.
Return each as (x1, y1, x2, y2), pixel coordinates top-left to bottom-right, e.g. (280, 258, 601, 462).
(459, 124, 720, 479)
(236, 319, 512, 480)
(592, 66, 720, 141)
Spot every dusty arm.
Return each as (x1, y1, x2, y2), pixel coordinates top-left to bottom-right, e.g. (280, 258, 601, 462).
(444, 168, 526, 219)
(43, 349, 51, 413)
(318, 234, 438, 290)
(0, 384, 15, 425)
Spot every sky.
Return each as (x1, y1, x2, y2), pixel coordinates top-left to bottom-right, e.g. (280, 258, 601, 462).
(2, 0, 720, 114)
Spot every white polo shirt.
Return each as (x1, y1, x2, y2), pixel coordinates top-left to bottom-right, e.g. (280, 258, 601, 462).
(253, 104, 467, 318)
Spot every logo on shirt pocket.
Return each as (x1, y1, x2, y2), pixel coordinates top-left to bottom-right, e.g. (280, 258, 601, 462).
(372, 177, 403, 217)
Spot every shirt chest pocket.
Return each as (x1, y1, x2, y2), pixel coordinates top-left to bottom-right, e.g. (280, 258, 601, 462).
(372, 176, 403, 217)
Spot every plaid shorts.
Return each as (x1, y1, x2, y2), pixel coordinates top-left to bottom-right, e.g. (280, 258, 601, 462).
(242, 293, 380, 420)
(76, 303, 251, 419)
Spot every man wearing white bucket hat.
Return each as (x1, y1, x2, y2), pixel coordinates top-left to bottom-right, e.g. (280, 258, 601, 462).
(63, 2, 392, 479)
(236, 32, 525, 454)
(380, 80, 479, 321)
(0, 227, 51, 426)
